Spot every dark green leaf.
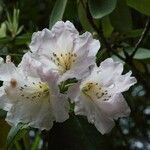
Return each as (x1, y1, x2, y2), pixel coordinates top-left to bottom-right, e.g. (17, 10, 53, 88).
(88, 0, 117, 19)
(78, 1, 94, 32)
(6, 123, 28, 149)
(110, 0, 132, 32)
(127, 0, 150, 16)
(14, 33, 32, 45)
(102, 16, 114, 38)
(49, 0, 68, 29)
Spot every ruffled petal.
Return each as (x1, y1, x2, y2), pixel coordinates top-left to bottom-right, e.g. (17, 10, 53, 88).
(18, 52, 42, 78)
(109, 71, 137, 94)
(74, 93, 115, 134)
(0, 62, 17, 81)
(30, 21, 78, 55)
(6, 97, 54, 130)
(0, 86, 12, 111)
(98, 58, 124, 86)
(74, 32, 100, 57)
(97, 94, 131, 120)
(51, 93, 69, 122)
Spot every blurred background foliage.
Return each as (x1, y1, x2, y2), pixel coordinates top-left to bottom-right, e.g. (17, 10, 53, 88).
(0, 0, 150, 150)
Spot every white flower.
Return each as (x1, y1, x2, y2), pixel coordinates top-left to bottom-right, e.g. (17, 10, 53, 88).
(0, 56, 69, 130)
(72, 58, 137, 134)
(28, 21, 100, 82)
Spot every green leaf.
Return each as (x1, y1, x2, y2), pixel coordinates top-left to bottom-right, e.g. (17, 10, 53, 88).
(125, 47, 150, 59)
(78, 1, 94, 32)
(101, 16, 114, 38)
(112, 47, 150, 62)
(64, 0, 78, 21)
(6, 123, 28, 149)
(127, 0, 150, 16)
(49, 0, 68, 29)
(31, 133, 41, 150)
(124, 29, 146, 38)
(130, 48, 150, 59)
(14, 33, 32, 45)
(88, 0, 117, 19)
(0, 22, 7, 38)
(110, 0, 132, 32)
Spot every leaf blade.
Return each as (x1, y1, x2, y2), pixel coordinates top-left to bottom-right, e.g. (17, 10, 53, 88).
(49, 0, 68, 29)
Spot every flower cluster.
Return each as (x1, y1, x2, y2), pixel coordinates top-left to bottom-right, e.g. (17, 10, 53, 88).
(0, 21, 136, 134)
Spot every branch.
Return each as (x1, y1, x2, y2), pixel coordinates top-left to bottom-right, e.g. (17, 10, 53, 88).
(130, 18, 150, 58)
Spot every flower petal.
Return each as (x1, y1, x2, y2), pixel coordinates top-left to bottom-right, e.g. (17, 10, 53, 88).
(0, 62, 17, 81)
(6, 97, 54, 130)
(30, 21, 78, 55)
(74, 32, 100, 57)
(97, 94, 131, 120)
(51, 93, 69, 122)
(109, 71, 137, 94)
(74, 93, 115, 134)
(0, 86, 12, 111)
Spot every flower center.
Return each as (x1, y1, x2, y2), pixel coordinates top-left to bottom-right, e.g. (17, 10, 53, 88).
(81, 82, 110, 101)
(5, 79, 49, 101)
(50, 52, 77, 73)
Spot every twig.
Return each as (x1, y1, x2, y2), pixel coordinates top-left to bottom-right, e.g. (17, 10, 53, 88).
(130, 18, 150, 58)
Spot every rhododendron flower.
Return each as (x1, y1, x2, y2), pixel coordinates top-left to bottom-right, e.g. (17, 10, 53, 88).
(72, 58, 137, 134)
(28, 21, 100, 82)
(0, 56, 69, 130)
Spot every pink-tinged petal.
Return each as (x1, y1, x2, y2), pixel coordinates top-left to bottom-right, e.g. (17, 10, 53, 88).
(98, 58, 124, 86)
(0, 86, 12, 111)
(91, 108, 115, 134)
(6, 96, 54, 130)
(0, 62, 17, 81)
(50, 93, 69, 122)
(67, 82, 81, 102)
(18, 52, 42, 78)
(29, 29, 57, 53)
(51, 21, 78, 35)
(109, 71, 137, 94)
(58, 57, 92, 82)
(30, 21, 78, 55)
(74, 93, 115, 134)
(74, 94, 87, 116)
(74, 32, 100, 57)
(97, 94, 131, 120)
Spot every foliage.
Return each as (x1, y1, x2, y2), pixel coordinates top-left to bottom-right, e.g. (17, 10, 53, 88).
(0, 0, 149, 150)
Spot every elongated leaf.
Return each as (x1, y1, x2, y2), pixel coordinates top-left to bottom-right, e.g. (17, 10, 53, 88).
(31, 133, 41, 150)
(110, 0, 132, 32)
(6, 123, 28, 149)
(49, 0, 68, 29)
(102, 16, 114, 38)
(127, 0, 150, 16)
(78, 1, 94, 32)
(88, 0, 117, 19)
(112, 47, 150, 63)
